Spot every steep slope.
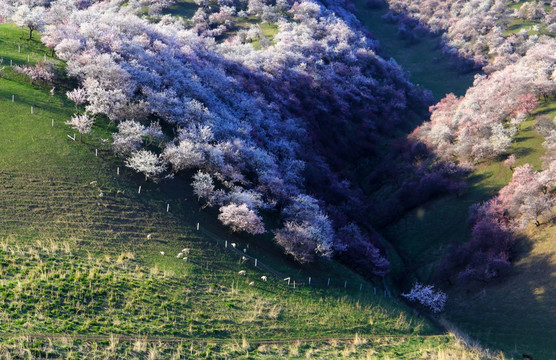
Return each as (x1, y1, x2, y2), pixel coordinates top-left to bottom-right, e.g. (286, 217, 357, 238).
(350, 1, 556, 358)
(0, 23, 499, 359)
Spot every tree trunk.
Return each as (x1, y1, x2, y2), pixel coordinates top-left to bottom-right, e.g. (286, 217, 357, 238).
(29, 28, 33, 40)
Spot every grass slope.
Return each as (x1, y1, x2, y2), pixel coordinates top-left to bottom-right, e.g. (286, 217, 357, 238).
(444, 102, 556, 359)
(347, 3, 556, 357)
(382, 102, 553, 359)
(383, 116, 546, 281)
(163, 0, 197, 19)
(0, 23, 490, 359)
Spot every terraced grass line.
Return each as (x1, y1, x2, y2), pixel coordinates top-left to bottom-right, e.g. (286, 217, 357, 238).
(0, 333, 449, 343)
(0, 332, 471, 359)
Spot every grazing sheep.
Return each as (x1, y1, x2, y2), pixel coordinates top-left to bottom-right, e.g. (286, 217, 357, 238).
(243, 248, 247, 253)
(183, 257, 188, 262)
(147, 234, 152, 240)
(238, 270, 246, 276)
(160, 251, 165, 256)
(177, 253, 183, 258)
(90, 181, 97, 185)
(183, 248, 190, 254)
(231, 243, 236, 248)
(98, 192, 103, 197)
(249, 281, 255, 286)
(261, 276, 267, 281)
(241, 256, 248, 261)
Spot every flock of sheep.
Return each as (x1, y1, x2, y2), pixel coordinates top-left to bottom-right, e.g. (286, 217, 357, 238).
(155, 234, 269, 287)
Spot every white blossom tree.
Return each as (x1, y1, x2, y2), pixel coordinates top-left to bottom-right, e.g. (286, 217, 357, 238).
(520, 193, 554, 227)
(125, 150, 167, 181)
(192, 170, 215, 201)
(218, 203, 265, 234)
(402, 283, 447, 313)
(13, 5, 46, 40)
(112, 120, 145, 156)
(163, 139, 204, 171)
(275, 222, 316, 263)
(191, 170, 226, 207)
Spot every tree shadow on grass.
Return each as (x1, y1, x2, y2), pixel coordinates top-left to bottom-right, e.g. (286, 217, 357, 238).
(512, 147, 535, 158)
(448, 245, 556, 359)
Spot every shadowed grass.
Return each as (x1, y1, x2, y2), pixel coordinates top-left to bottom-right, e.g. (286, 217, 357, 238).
(351, 0, 476, 99)
(384, 114, 546, 282)
(163, 0, 197, 19)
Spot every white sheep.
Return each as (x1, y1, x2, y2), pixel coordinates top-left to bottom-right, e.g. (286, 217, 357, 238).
(177, 253, 183, 258)
(183, 248, 190, 254)
(183, 257, 188, 262)
(98, 192, 103, 197)
(160, 251, 165, 256)
(238, 270, 246, 276)
(243, 248, 247, 253)
(147, 234, 152, 240)
(241, 256, 248, 261)
(249, 281, 255, 286)
(231, 243, 237, 248)
(261, 276, 267, 281)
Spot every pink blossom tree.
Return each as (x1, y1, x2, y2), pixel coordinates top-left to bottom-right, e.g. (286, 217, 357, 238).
(14, 62, 55, 85)
(66, 88, 87, 112)
(504, 154, 516, 170)
(65, 113, 94, 141)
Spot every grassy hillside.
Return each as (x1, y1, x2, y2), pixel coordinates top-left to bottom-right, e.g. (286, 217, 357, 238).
(443, 102, 556, 359)
(381, 97, 554, 358)
(0, 23, 498, 359)
(447, 221, 556, 359)
(383, 116, 546, 281)
(348, 3, 556, 359)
